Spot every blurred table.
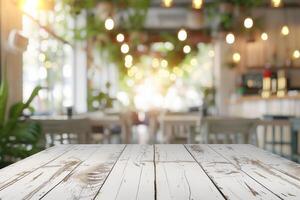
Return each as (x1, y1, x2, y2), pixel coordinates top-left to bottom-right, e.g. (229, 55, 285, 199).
(0, 144, 299, 199)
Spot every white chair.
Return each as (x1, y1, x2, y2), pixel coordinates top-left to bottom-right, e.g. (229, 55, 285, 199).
(160, 112, 201, 144)
(34, 118, 92, 147)
(201, 117, 258, 144)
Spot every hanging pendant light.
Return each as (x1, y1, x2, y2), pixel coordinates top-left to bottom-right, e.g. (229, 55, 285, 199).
(178, 29, 188, 41)
(271, 0, 282, 8)
(226, 33, 235, 44)
(192, 0, 204, 10)
(281, 25, 290, 36)
(162, 0, 173, 8)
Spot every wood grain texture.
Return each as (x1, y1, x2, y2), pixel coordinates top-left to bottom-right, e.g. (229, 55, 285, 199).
(95, 145, 154, 200)
(185, 144, 280, 200)
(42, 145, 125, 200)
(0, 144, 299, 200)
(0, 145, 105, 200)
(211, 145, 300, 199)
(0, 145, 73, 191)
(155, 145, 224, 200)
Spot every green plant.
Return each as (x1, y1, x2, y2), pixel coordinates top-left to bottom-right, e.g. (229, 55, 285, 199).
(0, 67, 42, 168)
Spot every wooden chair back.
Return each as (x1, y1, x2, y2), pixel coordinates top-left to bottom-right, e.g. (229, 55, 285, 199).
(160, 112, 201, 144)
(201, 117, 258, 144)
(35, 118, 91, 147)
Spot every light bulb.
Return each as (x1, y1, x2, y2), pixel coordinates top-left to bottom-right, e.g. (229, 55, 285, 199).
(281, 25, 290, 36)
(121, 43, 129, 54)
(125, 54, 133, 63)
(183, 45, 191, 54)
(178, 29, 188, 41)
(105, 18, 114, 31)
(162, 0, 173, 8)
(226, 33, 235, 44)
(271, 0, 282, 8)
(116, 33, 125, 43)
(293, 50, 300, 59)
(233, 52, 241, 63)
(244, 17, 254, 29)
(261, 32, 269, 41)
(161, 59, 168, 68)
(192, 0, 204, 10)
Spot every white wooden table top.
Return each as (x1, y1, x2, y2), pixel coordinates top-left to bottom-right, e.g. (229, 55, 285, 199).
(0, 144, 300, 200)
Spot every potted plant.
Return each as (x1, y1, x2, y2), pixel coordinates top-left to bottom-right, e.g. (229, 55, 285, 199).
(0, 67, 42, 168)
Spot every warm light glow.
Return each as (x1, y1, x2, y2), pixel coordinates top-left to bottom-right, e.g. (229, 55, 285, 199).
(152, 58, 160, 68)
(183, 45, 191, 54)
(208, 50, 215, 57)
(121, 43, 130, 54)
(20, 0, 43, 13)
(125, 54, 133, 63)
(178, 29, 188, 41)
(125, 54, 133, 68)
(281, 25, 290, 36)
(162, 0, 173, 8)
(233, 52, 241, 63)
(173, 67, 183, 77)
(226, 33, 235, 44)
(170, 74, 177, 81)
(105, 18, 114, 31)
(293, 50, 300, 59)
(116, 33, 125, 43)
(161, 59, 168, 68)
(190, 58, 198, 66)
(244, 17, 254, 29)
(271, 0, 282, 8)
(261, 32, 269, 41)
(192, 0, 204, 9)
(164, 42, 174, 51)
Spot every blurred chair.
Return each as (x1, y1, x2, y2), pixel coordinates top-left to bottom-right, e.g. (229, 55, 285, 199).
(160, 112, 201, 144)
(289, 118, 300, 162)
(258, 117, 292, 158)
(34, 118, 91, 147)
(201, 117, 258, 144)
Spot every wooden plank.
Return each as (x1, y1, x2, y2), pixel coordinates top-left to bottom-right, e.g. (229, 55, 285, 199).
(211, 145, 300, 199)
(0, 145, 73, 191)
(0, 145, 103, 200)
(232, 144, 300, 181)
(186, 144, 281, 200)
(155, 145, 224, 200)
(95, 145, 154, 200)
(40, 145, 125, 200)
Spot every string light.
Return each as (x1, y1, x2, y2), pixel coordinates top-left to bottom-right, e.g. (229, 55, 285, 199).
(116, 33, 125, 43)
(233, 52, 241, 63)
(178, 29, 188, 41)
(244, 17, 254, 29)
(261, 32, 269, 41)
(281, 25, 290, 36)
(293, 50, 300, 59)
(125, 55, 133, 68)
(208, 50, 215, 57)
(162, 0, 173, 8)
(183, 45, 191, 54)
(105, 17, 114, 31)
(152, 58, 160, 68)
(271, 0, 282, 8)
(226, 33, 235, 44)
(192, 0, 204, 9)
(121, 43, 129, 54)
(161, 59, 168, 68)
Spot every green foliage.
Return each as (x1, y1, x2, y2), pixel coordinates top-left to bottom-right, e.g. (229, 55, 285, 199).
(0, 68, 42, 167)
